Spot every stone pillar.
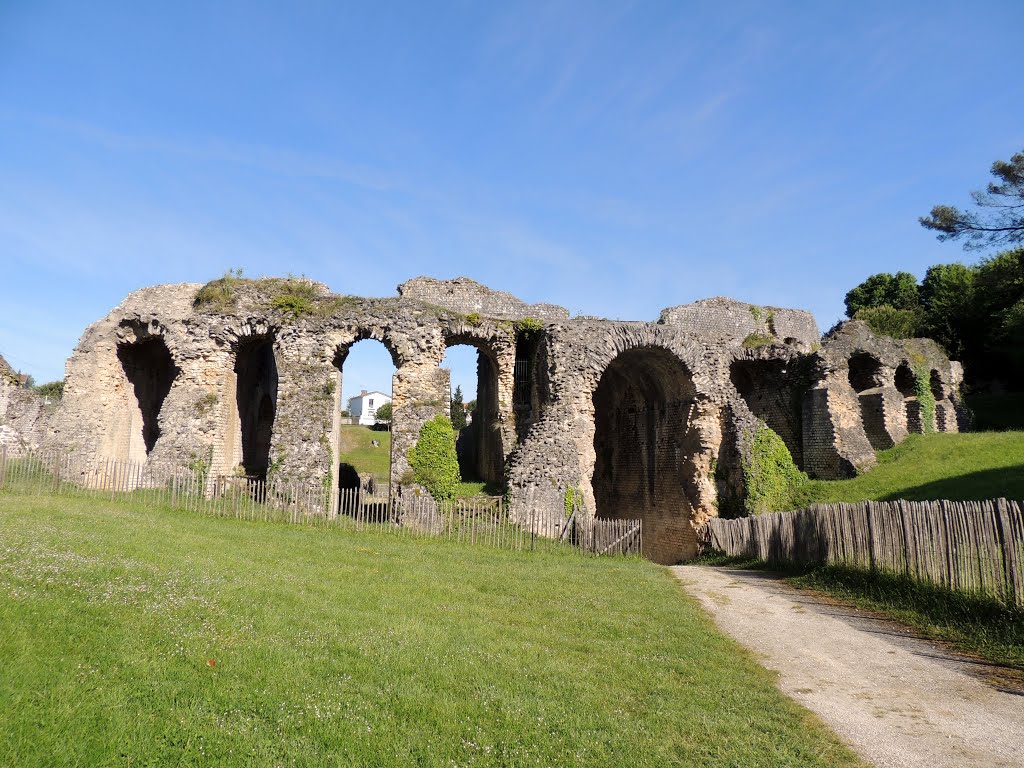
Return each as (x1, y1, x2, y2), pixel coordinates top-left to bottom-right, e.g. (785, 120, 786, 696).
(802, 385, 876, 479)
(390, 362, 450, 494)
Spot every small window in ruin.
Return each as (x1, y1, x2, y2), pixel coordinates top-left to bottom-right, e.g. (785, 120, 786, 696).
(895, 363, 915, 398)
(848, 352, 882, 393)
(930, 370, 943, 400)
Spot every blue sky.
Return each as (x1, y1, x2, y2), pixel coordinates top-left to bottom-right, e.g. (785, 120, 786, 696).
(1, 1, 1022, 403)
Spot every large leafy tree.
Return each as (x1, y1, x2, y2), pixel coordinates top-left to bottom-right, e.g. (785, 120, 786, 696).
(920, 149, 1024, 250)
(844, 271, 920, 317)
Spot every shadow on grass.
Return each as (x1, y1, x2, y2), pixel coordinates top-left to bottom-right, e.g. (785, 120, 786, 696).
(876, 465, 1024, 502)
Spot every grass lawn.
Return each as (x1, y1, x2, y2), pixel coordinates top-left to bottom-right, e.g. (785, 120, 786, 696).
(798, 432, 1024, 505)
(0, 494, 862, 767)
(338, 424, 391, 480)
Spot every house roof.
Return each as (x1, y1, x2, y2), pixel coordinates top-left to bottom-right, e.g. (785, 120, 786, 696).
(347, 391, 391, 403)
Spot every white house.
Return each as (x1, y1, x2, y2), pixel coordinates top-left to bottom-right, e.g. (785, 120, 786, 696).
(347, 390, 391, 425)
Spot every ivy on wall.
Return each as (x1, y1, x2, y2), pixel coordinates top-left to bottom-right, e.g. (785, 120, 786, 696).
(913, 365, 937, 433)
(408, 415, 461, 502)
(743, 421, 808, 515)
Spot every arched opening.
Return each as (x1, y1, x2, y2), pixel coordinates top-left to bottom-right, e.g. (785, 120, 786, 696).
(895, 363, 915, 397)
(930, 370, 943, 400)
(730, 358, 803, 468)
(235, 335, 278, 480)
(513, 328, 547, 443)
(592, 346, 699, 564)
(333, 338, 397, 511)
(848, 352, 883, 393)
(441, 339, 503, 494)
(847, 352, 891, 450)
(117, 336, 179, 457)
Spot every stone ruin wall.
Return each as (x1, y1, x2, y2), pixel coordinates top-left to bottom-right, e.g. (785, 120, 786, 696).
(0, 276, 969, 565)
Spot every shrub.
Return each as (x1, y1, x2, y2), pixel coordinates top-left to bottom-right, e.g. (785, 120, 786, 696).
(193, 268, 246, 310)
(854, 305, 923, 339)
(407, 415, 461, 501)
(742, 332, 774, 349)
(743, 422, 808, 515)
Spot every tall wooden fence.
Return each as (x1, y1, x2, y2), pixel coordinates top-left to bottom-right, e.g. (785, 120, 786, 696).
(0, 447, 642, 558)
(705, 500, 1024, 606)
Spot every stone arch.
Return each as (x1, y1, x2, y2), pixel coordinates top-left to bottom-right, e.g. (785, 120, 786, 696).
(895, 362, 915, 397)
(328, 329, 403, 509)
(847, 352, 892, 450)
(729, 357, 803, 468)
(590, 345, 700, 564)
(513, 326, 548, 443)
(441, 331, 505, 487)
(847, 352, 883, 393)
(116, 333, 179, 460)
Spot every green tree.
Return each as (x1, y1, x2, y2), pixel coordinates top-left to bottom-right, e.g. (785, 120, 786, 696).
(919, 263, 977, 359)
(450, 385, 467, 430)
(407, 415, 461, 501)
(373, 401, 392, 425)
(33, 379, 65, 401)
(920, 149, 1024, 250)
(844, 272, 920, 317)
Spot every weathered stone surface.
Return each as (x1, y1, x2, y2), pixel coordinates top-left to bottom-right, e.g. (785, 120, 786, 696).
(1, 277, 968, 563)
(0, 355, 51, 454)
(658, 297, 820, 349)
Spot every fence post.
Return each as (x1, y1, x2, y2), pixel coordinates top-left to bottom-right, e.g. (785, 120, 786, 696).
(0, 445, 6, 488)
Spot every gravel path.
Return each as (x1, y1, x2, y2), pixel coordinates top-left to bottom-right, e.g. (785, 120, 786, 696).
(672, 565, 1024, 768)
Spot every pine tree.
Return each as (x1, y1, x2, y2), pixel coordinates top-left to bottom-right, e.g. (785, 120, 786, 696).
(450, 385, 467, 430)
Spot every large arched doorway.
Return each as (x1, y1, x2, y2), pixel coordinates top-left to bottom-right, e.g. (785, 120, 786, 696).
(235, 335, 278, 481)
(441, 339, 503, 492)
(592, 347, 699, 564)
(117, 335, 179, 461)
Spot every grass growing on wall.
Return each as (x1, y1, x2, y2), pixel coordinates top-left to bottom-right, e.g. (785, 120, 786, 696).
(0, 494, 862, 768)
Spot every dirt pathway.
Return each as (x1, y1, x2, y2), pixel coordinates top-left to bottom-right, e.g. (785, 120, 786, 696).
(672, 565, 1024, 768)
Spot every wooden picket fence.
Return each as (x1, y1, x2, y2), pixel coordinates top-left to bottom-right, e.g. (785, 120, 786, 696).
(0, 447, 642, 558)
(705, 500, 1024, 606)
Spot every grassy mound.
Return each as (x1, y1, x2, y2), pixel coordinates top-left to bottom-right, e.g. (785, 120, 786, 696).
(798, 432, 1024, 505)
(0, 495, 860, 767)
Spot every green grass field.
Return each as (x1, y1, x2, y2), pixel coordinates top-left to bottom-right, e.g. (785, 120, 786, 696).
(338, 424, 391, 480)
(798, 431, 1024, 505)
(0, 494, 862, 767)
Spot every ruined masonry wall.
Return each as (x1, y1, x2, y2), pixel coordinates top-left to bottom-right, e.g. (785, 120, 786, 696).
(0, 277, 969, 564)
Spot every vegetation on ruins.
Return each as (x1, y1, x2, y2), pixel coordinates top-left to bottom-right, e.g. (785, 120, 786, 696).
(741, 332, 775, 349)
(843, 247, 1024, 390)
(743, 422, 808, 515)
(920, 148, 1024, 250)
(407, 415, 461, 501)
(193, 270, 357, 318)
(563, 485, 584, 518)
(0, 494, 861, 767)
(193, 267, 246, 309)
(513, 316, 543, 336)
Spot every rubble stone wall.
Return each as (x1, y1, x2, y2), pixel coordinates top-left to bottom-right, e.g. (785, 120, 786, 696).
(1, 277, 969, 563)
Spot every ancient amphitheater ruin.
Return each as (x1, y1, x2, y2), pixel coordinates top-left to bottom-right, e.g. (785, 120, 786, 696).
(0, 275, 968, 563)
